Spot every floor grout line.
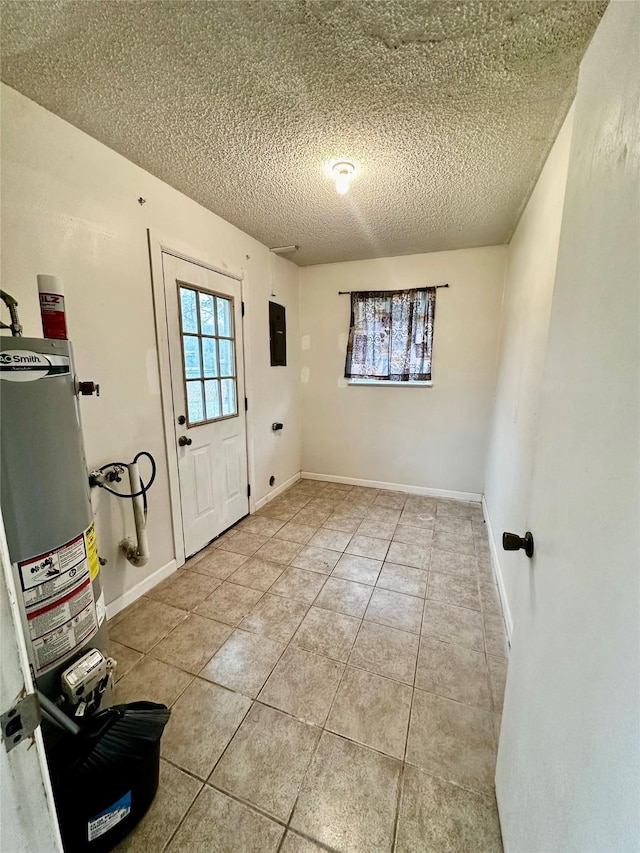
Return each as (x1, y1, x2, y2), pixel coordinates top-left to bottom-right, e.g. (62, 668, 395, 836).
(391, 762, 408, 853)
(205, 777, 290, 828)
(111, 481, 508, 851)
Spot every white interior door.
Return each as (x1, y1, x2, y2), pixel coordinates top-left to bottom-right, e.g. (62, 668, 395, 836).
(162, 253, 249, 557)
(495, 5, 639, 850)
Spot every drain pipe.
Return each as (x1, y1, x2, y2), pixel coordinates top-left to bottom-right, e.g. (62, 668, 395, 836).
(120, 461, 150, 567)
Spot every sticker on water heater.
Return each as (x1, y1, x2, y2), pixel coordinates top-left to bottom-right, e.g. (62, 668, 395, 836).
(27, 576, 95, 641)
(85, 522, 100, 581)
(18, 528, 100, 674)
(30, 599, 98, 674)
(95, 589, 106, 627)
(0, 350, 70, 382)
(19, 532, 88, 598)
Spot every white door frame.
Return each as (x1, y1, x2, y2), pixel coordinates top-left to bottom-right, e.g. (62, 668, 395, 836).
(147, 230, 256, 567)
(0, 508, 63, 853)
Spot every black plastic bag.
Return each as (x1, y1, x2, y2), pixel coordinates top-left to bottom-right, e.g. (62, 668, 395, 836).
(48, 702, 170, 853)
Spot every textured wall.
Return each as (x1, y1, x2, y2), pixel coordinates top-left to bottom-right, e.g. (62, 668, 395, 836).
(299, 246, 507, 496)
(0, 84, 301, 610)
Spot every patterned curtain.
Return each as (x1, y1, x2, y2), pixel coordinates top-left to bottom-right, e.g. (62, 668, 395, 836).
(344, 287, 436, 381)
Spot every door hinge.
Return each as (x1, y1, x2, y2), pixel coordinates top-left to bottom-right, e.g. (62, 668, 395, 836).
(241, 301, 245, 317)
(1, 692, 41, 753)
(244, 397, 248, 411)
(247, 483, 251, 497)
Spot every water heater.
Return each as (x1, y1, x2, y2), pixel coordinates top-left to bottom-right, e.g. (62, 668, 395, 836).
(0, 336, 108, 699)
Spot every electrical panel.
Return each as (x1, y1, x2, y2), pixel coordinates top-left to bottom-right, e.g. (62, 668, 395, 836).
(269, 301, 286, 366)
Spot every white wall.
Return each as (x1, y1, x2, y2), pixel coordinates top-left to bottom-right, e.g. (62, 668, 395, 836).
(249, 253, 301, 507)
(299, 247, 507, 497)
(483, 106, 574, 635)
(495, 1, 640, 848)
(0, 84, 301, 611)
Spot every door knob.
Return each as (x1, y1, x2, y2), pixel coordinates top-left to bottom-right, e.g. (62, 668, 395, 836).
(178, 435, 192, 447)
(502, 531, 534, 558)
(78, 381, 100, 397)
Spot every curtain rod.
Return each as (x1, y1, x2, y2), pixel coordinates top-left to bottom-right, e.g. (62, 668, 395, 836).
(338, 284, 449, 295)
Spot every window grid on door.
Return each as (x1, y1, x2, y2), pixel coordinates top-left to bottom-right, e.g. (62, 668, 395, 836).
(178, 283, 238, 426)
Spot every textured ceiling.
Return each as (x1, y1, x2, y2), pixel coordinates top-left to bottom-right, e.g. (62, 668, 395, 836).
(1, 1, 606, 266)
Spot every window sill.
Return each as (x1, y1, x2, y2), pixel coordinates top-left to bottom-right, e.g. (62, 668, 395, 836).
(347, 380, 433, 387)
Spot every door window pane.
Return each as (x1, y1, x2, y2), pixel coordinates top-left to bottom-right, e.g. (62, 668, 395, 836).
(183, 336, 201, 379)
(221, 378, 237, 416)
(180, 287, 198, 333)
(202, 338, 218, 378)
(204, 379, 221, 420)
(199, 292, 216, 336)
(218, 339, 235, 377)
(217, 297, 233, 338)
(179, 285, 239, 425)
(186, 381, 204, 423)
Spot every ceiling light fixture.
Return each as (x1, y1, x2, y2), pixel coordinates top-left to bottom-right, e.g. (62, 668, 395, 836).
(331, 161, 356, 196)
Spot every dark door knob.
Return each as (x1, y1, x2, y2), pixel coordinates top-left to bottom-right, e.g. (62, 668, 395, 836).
(178, 435, 192, 447)
(79, 381, 100, 396)
(177, 415, 186, 425)
(502, 531, 534, 558)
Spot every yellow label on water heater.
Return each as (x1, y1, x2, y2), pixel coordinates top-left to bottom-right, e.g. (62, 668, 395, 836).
(85, 523, 100, 581)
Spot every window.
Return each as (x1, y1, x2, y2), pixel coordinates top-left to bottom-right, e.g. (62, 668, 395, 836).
(344, 287, 436, 384)
(179, 284, 238, 425)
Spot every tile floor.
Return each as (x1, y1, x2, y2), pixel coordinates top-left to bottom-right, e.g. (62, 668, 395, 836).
(108, 479, 508, 852)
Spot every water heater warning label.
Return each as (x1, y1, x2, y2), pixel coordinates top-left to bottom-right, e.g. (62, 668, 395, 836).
(20, 533, 87, 597)
(85, 523, 100, 581)
(18, 527, 99, 675)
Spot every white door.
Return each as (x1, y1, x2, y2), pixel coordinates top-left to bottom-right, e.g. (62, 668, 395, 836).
(162, 253, 249, 557)
(495, 5, 639, 851)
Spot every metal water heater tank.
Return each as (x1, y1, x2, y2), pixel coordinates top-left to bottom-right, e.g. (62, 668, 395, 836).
(0, 336, 108, 699)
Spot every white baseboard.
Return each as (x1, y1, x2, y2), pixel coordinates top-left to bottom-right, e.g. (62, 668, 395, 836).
(482, 496, 513, 642)
(105, 558, 178, 620)
(301, 471, 482, 503)
(254, 471, 301, 511)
